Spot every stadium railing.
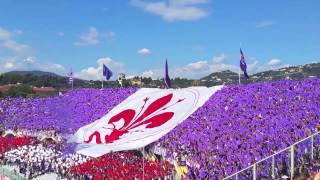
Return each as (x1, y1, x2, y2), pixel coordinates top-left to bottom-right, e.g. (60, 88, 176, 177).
(223, 131, 320, 180)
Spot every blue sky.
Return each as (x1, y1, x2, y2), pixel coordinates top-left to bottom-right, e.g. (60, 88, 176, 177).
(0, 0, 319, 79)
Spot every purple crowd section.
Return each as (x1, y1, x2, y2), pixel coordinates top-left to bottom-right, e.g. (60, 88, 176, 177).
(154, 78, 320, 178)
(0, 78, 319, 178)
(0, 88, 138, 134)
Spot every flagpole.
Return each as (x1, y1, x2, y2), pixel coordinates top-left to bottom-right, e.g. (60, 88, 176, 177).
(238, 67, 241, 85)
(70, 68, 74, 90)
(143, 146, 145, 180)
(239, 43, 242, 85)
(101, 79, 104, 89)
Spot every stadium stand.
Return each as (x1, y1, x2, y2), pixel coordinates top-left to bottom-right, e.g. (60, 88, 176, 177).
(0, 78, 319, 179)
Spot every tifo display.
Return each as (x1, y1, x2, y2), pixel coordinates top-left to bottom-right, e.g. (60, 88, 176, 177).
(0, 78, 319, 179)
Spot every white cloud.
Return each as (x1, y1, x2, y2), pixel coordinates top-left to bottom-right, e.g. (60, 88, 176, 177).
(24, 57, 35, 64)
(141, 69, 164, 79)
(75, 57, 125, 80)
(3, 40, 31, 53)
(0, 56, 67, 76)
(24, 57, 65, 73)
(74, 26, 99, 46)
(173, 61, 210, 79)
(138, 48, 151, 56)
(4, 62, 14, 69)
(75, 27, 116, 46)
(0, 27, 66, 75)
(141, 55, 287, 79)
(131, 0, 209, 22)
(51, 64, 65, 71)
(30, 61, 66, 74)
(0, 27, 31, 55)
(174, 60, 241, 79)
(0, 27, 12, 40)
(256, 21, 274, 28)
(249, 58, 286, 73)
(212, 53, 226, 64)
(185, 60, 209, 70)
(142, 70, 158, 78)
(142, 56, 241, 79)
(310, 60, 319, 64)
(267, 58, 281, 66)
(0, 27, 24, 39)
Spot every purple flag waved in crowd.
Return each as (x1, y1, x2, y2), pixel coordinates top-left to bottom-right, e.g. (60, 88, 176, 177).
(163, 59, 171, 89)
(103, 64, 112, 80)
(240, 48, 249, 79)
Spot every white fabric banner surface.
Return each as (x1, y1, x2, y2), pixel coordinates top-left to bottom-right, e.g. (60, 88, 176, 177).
(69, 86, 223, 157)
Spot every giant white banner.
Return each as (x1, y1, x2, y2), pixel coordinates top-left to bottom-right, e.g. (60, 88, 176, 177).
(69, 86, 223, 157)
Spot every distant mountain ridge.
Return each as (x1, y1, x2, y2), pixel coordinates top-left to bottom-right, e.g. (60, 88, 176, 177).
(0, 70, 121, 89)
(0, 62, 319, 88)
(3, 70, 62, 77)
(0, 70, 93, 89)
(201, 63, 320, 85)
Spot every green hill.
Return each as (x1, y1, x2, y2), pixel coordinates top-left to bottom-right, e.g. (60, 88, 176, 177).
(201, 63, 320, 86)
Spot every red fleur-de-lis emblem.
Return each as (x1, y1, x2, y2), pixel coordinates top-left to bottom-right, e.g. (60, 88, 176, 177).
(85, 93, 185, 144)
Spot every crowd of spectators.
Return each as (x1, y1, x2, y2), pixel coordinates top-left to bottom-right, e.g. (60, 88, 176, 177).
(4, 143, 64, 179)
(0, 78, 319, 179)
(229, 144, 320, 179)
(0, 88, 137, 134)
(292, 146, 320, 180)
(0, 137, 174, 179)
(68, 151, 174, 179)
(152, 78, 320, 178)
(0, 136, 36, 154)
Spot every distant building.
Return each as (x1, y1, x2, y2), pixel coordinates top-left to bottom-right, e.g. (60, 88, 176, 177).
(0, 85, 12, 93)
(32, 86, 57, 95)
(126, 76, 145, 87)
(191, 80, 200, 86)
(131, 79, 144, 87)
(0, 84, 57, 95)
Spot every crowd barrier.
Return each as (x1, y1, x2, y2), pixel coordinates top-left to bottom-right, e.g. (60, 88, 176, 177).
(223, 131, 320, 179)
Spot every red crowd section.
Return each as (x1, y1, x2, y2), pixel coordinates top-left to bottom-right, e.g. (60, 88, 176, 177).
(0, 136, 36, 154)
(69, 151, 174, 180)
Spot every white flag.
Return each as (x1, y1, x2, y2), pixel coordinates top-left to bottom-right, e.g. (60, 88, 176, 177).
(69, 86, 223, 157)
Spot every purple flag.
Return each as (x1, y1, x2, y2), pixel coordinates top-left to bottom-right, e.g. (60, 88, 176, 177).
(103, 64, 112, 80)
(163, 59, 171, 89)
(240, 48, 249, 79)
